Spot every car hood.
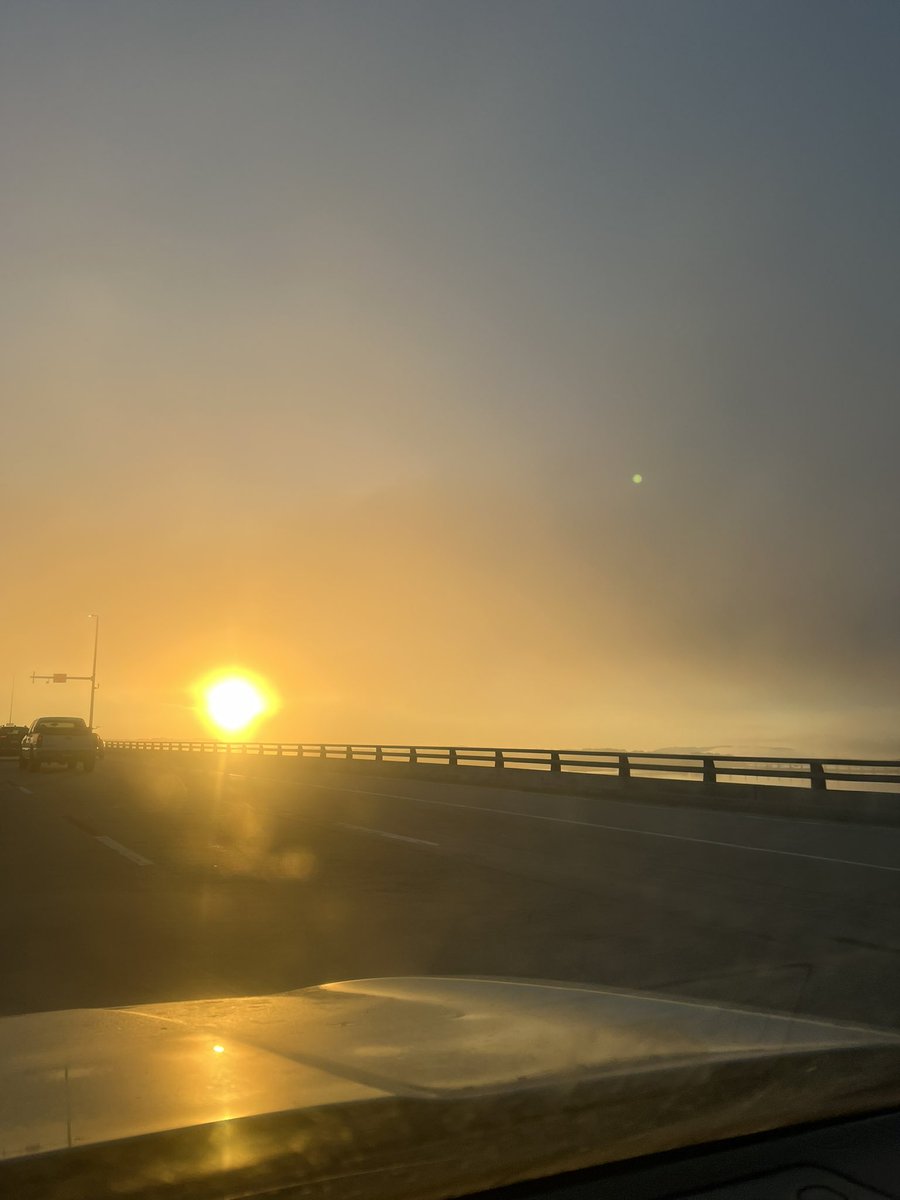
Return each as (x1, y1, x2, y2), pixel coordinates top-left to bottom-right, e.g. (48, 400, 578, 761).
(2, 976, 900, 1199)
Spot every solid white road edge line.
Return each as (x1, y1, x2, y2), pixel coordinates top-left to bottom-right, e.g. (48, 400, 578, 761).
(313, 784, 900, 875)
(198, 764, 900, 874)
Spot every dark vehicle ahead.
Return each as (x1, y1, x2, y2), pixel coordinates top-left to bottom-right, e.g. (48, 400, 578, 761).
(0, 725, 28, 757)
(19, 716, 96, 773)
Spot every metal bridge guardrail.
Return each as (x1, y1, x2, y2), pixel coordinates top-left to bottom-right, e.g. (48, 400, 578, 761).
(102, 741, 900, 792)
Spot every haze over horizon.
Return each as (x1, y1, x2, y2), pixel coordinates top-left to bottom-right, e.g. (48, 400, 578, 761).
(3, 2, 899, 757)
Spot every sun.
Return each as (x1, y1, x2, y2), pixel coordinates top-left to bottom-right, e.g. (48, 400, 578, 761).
(203, 674, 268, 735)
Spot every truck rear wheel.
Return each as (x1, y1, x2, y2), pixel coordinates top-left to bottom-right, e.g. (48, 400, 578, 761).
(81, 757, 96, 773)
(28, 758, 40, 773)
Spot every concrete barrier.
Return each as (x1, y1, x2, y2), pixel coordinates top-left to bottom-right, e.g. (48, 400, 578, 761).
(285, 757, 900, 828)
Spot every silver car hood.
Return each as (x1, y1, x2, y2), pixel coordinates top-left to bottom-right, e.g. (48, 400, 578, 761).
(2, 976, 900, 1199)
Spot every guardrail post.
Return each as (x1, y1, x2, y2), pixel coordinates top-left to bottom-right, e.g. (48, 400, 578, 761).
(345, 744, 353, 760)
(449, 747, 458, 767)
(618, 753, 631, 779)
(375, 746, 383, 763)
(550, 750, 561, 772)
(409, 746, 417, 765)
(319, 744, 326, 759)
(277, 743, 283, 756)
(703, 757, 716, 785)
(810, 761, 827, 790)
(494, 748, 504, 768)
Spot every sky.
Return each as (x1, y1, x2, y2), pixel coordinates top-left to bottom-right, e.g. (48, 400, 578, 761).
(2, 0, 899, 755)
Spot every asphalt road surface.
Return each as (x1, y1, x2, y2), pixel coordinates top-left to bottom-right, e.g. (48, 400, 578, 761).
(1, 753, 899, 1028)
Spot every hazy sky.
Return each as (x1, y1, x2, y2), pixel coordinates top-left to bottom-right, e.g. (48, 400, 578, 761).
(2, 1, 899, 754)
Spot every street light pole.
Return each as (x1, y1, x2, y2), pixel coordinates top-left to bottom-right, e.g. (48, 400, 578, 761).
(88, 614, 99, 731)
(31, 614, 102, 728)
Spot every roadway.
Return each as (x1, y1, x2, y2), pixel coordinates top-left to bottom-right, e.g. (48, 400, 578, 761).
(1, 753, 899, 1029)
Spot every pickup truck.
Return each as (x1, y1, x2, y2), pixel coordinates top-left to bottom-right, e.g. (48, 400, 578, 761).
(19, 716, 97, 773)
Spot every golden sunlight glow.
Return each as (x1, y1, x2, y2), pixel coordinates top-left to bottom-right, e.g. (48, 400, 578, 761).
(206, 678, 265, 732)
(203, 675, 268, 734)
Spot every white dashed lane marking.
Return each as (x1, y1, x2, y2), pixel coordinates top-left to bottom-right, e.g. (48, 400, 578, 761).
(336, 822, 438, 848)
(64, 815, 153, 867)
(95, 836, 154, 866)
